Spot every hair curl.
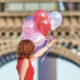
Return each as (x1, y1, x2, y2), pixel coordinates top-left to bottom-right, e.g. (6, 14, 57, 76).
(17, 40, 35, 59)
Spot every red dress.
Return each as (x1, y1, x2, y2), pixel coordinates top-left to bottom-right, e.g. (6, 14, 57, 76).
(16, 58, 34, 80)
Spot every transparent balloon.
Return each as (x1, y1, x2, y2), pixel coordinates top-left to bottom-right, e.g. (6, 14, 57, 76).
(49, 11, 62, 30)
(30, 32, 45, 46)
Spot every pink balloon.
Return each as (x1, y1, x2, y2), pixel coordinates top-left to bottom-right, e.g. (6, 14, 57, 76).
(22, 20, 38, 39)
(20, 32, 27, 40)
(30, 32, 45, 46)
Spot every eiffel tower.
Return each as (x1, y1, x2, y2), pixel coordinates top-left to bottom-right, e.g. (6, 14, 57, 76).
(0, 0, 80, 67)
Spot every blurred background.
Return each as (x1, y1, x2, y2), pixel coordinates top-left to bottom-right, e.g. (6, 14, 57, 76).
(0, 0, 80, 80)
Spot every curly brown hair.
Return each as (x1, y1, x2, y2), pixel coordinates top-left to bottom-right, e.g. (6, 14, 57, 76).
(17, 40, 35, 59)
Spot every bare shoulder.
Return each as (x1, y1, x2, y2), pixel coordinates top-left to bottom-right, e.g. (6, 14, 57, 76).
(22, 58, 29, 66)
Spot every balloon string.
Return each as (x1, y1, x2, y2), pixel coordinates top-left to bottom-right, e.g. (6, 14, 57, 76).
(41, 31, 54, 63)
(41, 46, 54, 63)
(49, 31, 53, 37)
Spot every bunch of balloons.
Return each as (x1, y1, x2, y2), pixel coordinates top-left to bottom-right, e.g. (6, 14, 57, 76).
(20, 9, 62, 49)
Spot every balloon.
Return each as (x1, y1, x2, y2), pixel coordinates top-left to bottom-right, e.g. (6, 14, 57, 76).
(33, 9, 49, 23)
(49, 11, 62, 30)
(34, 40, 47, 53)
(50, 18, 57, 30)
(30, 32, 45, 46)
(20, 32, 27, 40)
(22, 20, 38, 39)
(25, 16, 33, 22)
(37, 19, 51, 37)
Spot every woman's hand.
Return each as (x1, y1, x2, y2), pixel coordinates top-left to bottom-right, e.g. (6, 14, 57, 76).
(47, 37, 56, 48)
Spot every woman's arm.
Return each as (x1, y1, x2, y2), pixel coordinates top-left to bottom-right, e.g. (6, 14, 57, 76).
(30, 38, 56, 61)
(19, 59, 29, 80)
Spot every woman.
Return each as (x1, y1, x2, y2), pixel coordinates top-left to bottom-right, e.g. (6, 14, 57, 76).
(16, 38, 56, 80)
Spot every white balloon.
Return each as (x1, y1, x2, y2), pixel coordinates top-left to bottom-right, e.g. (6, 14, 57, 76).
(50, 11, 62, 30)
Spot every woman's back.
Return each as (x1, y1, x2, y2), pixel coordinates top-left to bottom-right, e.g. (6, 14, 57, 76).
(16, 58, 34, 80)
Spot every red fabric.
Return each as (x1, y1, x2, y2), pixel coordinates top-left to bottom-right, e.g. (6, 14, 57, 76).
(16, 58, 34, 80)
